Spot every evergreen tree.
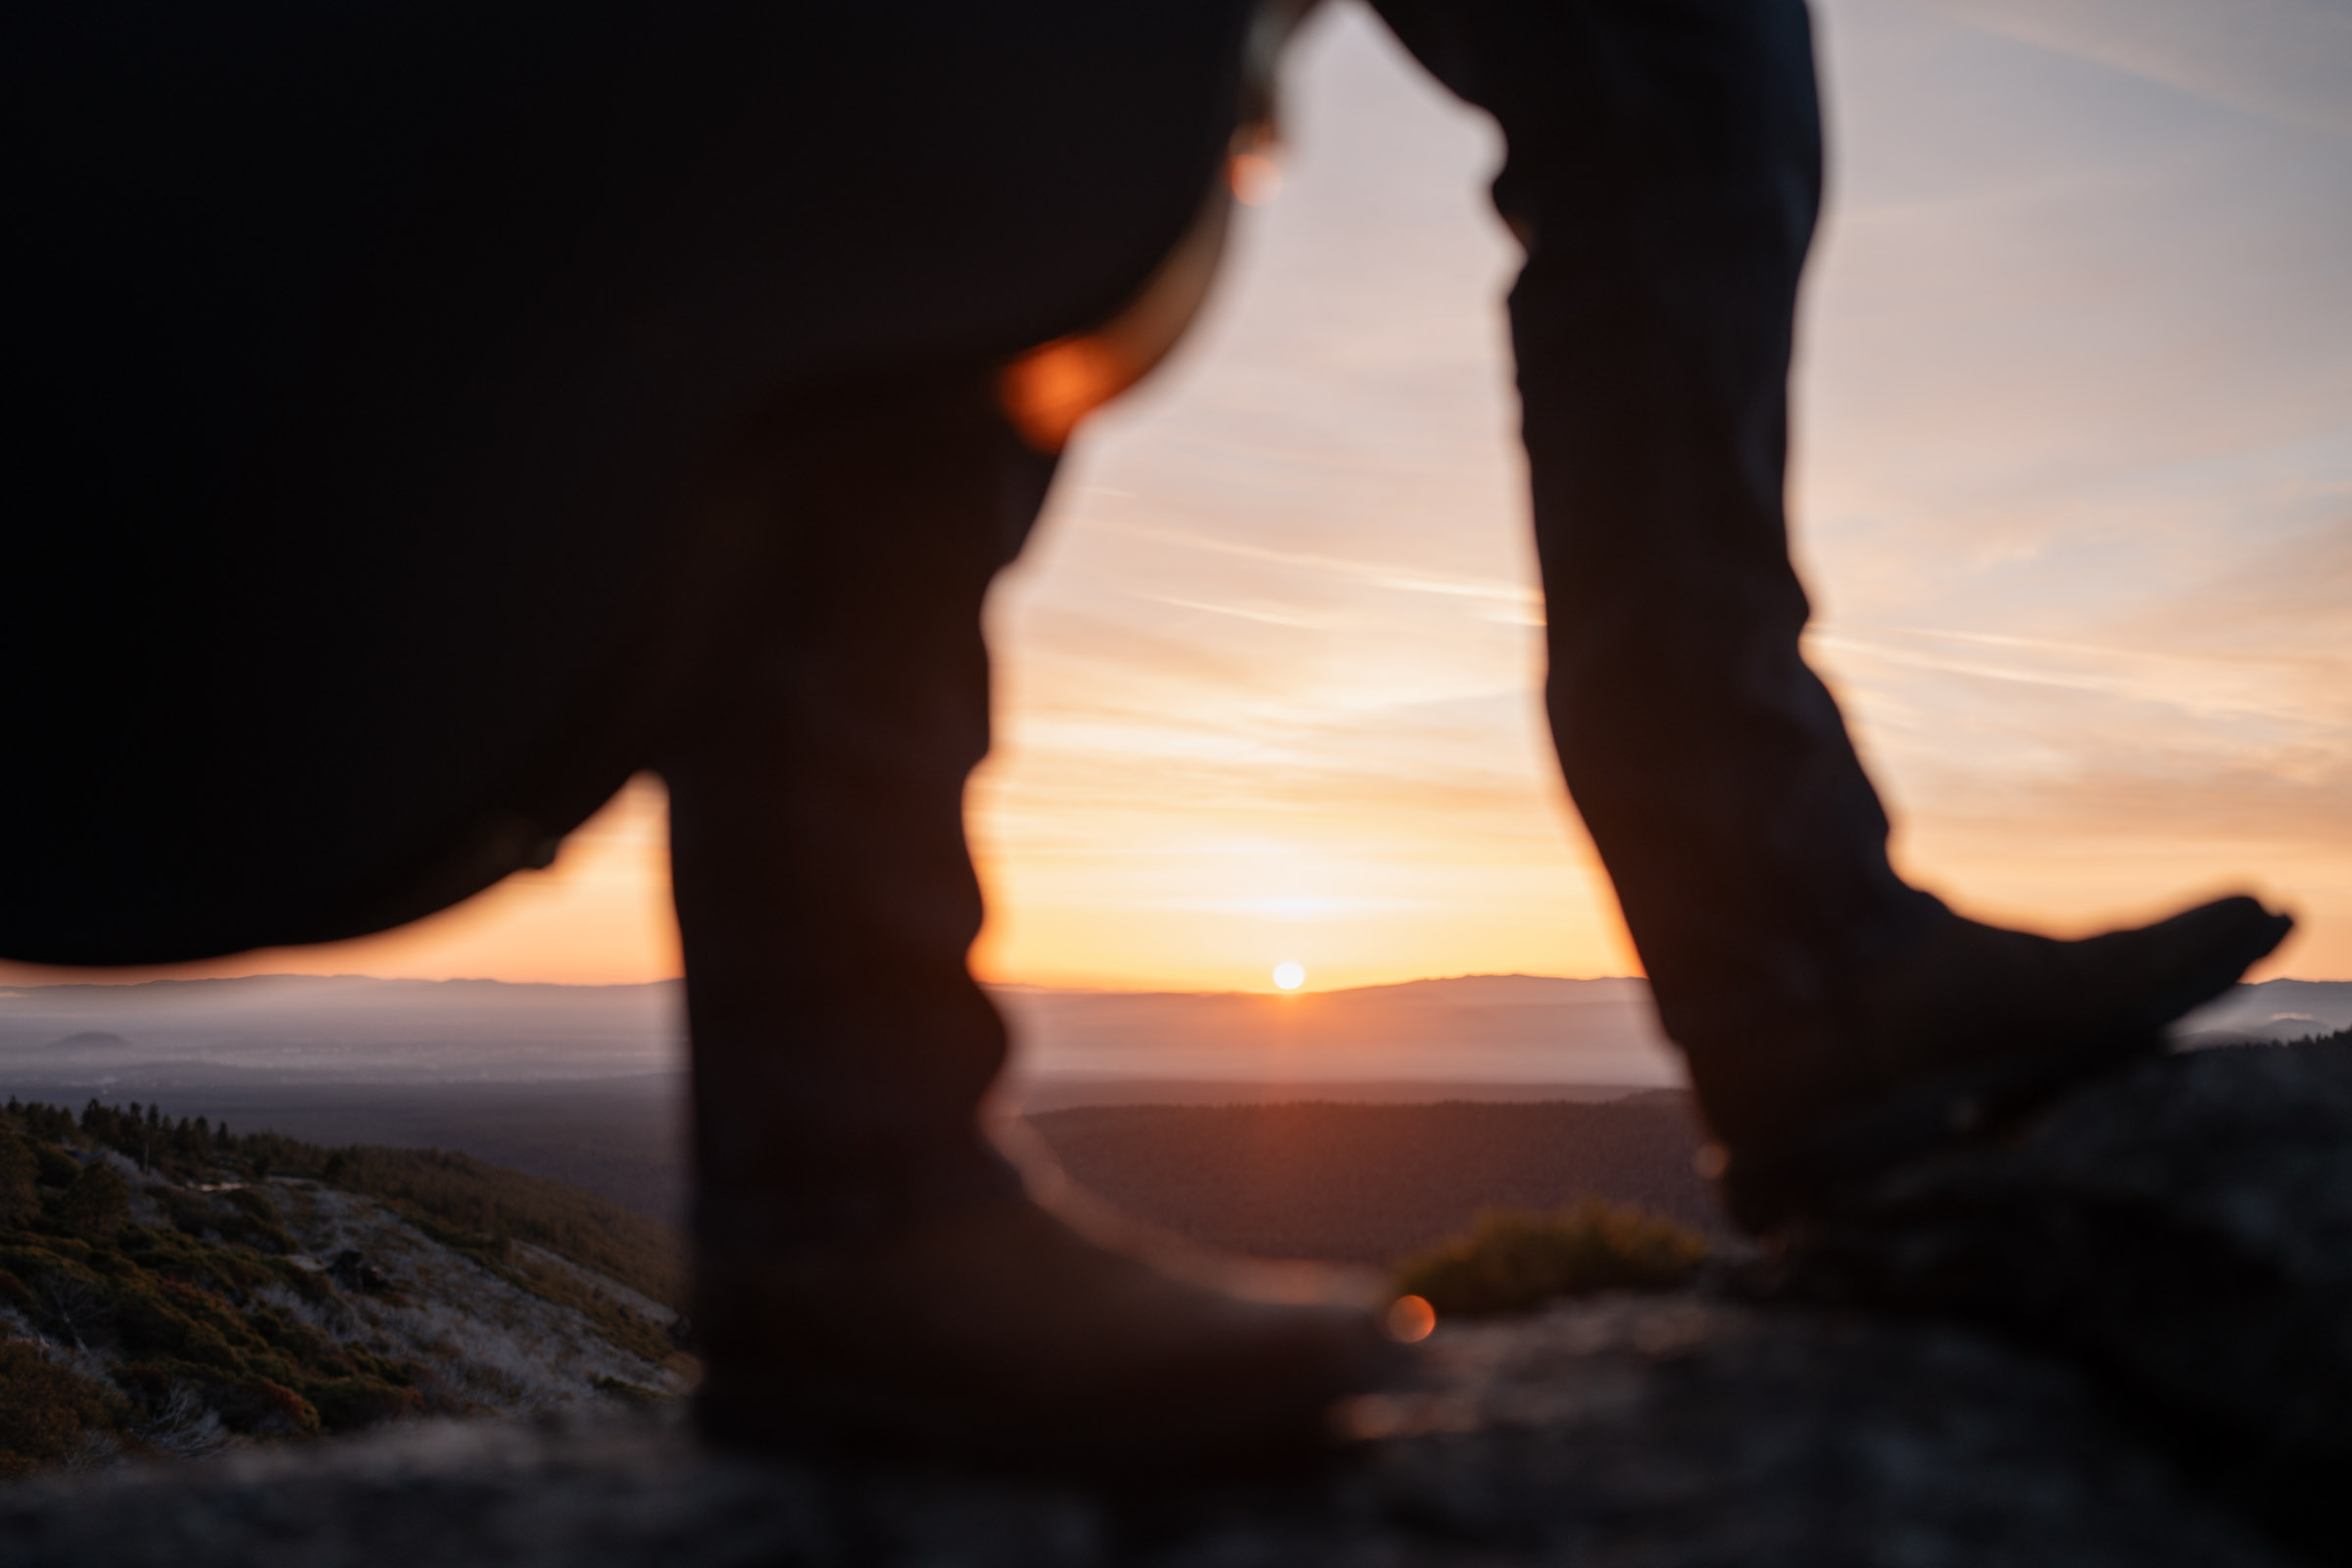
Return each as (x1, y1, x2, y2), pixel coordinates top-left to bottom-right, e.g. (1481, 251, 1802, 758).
(60, 1160, 131, 1239)
(0, 1134, 38, 1228)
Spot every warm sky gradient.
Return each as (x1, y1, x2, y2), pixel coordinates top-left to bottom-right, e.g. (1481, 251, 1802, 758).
(28, 0, 2347, 991)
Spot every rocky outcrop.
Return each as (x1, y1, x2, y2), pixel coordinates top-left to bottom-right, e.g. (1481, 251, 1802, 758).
(1782, 1037, 2352, 1559)
(2, 1041, 2344, 1565)
(0, 1295, 2292, 1567)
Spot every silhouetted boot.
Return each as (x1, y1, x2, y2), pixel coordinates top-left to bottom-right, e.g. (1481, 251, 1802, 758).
(1684, 896, 2293, 1231)
(1369, 2, 2301, 1232)
(692, 1168, 1402, 1474)
(660, 371, 1402, 1473)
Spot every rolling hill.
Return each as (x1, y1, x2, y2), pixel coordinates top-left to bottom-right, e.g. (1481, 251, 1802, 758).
(0, 1097, 686, 1479)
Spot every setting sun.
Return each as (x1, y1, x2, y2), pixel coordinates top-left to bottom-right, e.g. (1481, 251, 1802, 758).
(1273, 960, 1305, 992)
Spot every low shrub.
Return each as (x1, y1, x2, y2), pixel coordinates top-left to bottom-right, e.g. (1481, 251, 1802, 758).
(218, 1187, 297, 1253)
(1394, 1200, 1709, 1317)
(0, 1342, 122, 1478)
(200, 1373, 320, 1439)
(32, 1144, 81, 1190)
(60, 1161, 132, 1240)
(303, 1376, 423, 1432)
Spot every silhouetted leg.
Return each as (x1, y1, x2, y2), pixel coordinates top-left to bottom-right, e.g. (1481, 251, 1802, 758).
(1374, 0, 1943, 1047)
(1375, 0, 2288, 1224)
(661, 370, 1046, 1253)
(657, 370, 1399, 1467)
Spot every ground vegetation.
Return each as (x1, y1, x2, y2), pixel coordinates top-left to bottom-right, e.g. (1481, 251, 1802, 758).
(0, 1097, 686, 1479)
(1394, 1200, 1711, 1315)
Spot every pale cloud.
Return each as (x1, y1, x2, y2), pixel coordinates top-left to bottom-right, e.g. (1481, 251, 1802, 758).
(1770, 0, 2352, 979)
(1909, 0, 2352, 139)
(1068, 515, 1538, 612)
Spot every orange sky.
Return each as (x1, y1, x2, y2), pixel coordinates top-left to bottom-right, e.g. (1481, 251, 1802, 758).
(11, 0, 2346, 994)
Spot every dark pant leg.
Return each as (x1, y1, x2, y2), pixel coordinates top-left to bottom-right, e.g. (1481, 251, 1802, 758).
(1374, 0, 1944, 1049)
(660, 372, 1050, 1250)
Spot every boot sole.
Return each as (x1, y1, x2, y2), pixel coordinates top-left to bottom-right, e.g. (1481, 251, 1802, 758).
(693, 1372, 1352, 1482)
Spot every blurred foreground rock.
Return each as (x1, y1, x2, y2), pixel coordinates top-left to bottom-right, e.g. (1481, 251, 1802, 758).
(0, 1298, 2288, 1567)
(3, 1041, 2345, 1566)
(1786, 1037, 2352, 1558)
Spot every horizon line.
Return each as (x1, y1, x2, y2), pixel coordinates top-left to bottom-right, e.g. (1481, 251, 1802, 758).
(0, 969, 1647, 996)
(6, 969, 2347, 995)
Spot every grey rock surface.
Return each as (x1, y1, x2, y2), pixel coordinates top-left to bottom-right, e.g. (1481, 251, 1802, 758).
(0, 1296, 2288, 1567)
(1786, 1039, 2352, 1556)
(4, 1041, 2345, 1565)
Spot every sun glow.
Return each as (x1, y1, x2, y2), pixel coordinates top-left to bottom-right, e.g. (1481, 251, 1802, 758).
(1272, 960, 1306, 991)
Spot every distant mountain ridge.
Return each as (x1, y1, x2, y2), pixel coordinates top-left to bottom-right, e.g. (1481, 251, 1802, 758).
(3, 971, 2340, 1091)
(0, 977, 684, 1082)
(0, 971, 1680, 1088)
(2174, 977, 2352, 1044)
